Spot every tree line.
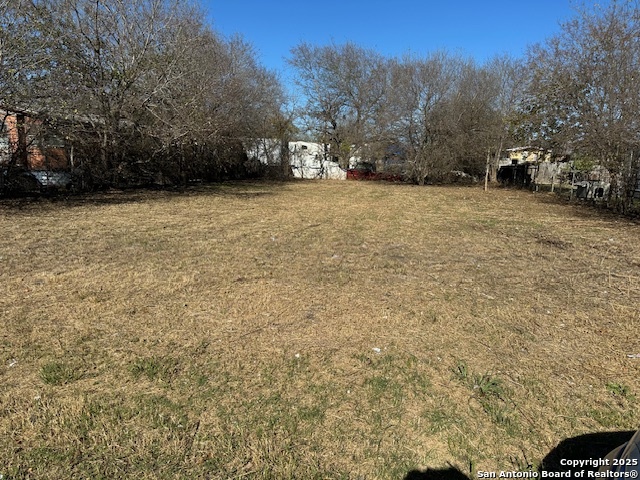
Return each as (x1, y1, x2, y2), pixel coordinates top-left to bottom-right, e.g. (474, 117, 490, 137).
(525, 0, 640, 212)
(2, 0, 640, 210)
(288, 0, 640, 210)
(1, 0, 284, 188)
(289, 44, 524, 186)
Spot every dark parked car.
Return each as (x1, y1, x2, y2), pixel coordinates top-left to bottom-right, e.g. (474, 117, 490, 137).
(29, 170, 74, 192)
(1, 167, 74, 195)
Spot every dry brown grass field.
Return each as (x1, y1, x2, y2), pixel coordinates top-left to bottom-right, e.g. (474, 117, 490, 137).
(1, 180, 639, 479)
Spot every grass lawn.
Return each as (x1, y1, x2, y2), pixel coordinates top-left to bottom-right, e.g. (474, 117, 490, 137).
(1, 181, 639, 479)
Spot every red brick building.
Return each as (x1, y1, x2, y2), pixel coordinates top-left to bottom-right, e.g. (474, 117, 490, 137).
(0, 107, 68, 170)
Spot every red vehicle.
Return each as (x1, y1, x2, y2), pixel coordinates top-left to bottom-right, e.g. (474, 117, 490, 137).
(346, 162, 404, 182)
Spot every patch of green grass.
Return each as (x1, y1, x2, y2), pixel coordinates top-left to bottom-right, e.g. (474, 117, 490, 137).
(405, 369, 432, 395)
(355, 352, 431, 398)
(453, 360, 470, 382)
(479, 399, 520, 436)
(130, 356, 180, 383)
(365, 375, 392, 398)
(453, 360, 506, 398)
(40, 361, 83, 385)
(297, 405, 325, 423)
(587, 405, 637, 428)
(421, 406, 458, 433)
(452, 360, 520, 435)
(446, 431, 485, 477)
(606, 382, 630, 397)
(472, 373, 505, 398)
(194, 373, 208, 387)
(11, 447, 78, 478)
(475, 218, 500, 229)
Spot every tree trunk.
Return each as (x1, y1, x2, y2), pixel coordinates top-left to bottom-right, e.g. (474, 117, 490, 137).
(279, 136, 290, 179)
(484, 150, 490, 191)
(490, 138, 504, 183)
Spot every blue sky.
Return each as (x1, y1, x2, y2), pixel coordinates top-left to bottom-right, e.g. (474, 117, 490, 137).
(203, 0, 585, 77)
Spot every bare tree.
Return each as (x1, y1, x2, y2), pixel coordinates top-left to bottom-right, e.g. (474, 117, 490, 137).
(139, 25, 284, 183)
(22, 0, 202, 185)
(1, 0, 285, 189)
(482, 55, 526, 187)
(526, 0, 640, 210)
(0, 1, 52, 107)
(445, 60, 503, 179)
(289, 44, 517, 185)
(289, 42, 388, 168)
(386, 52, 462, 184)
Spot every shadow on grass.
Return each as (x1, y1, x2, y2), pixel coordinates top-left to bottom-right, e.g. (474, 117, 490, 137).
(405, 466, 470, 480)
(404, 430, 636, 480)
(0, 179, 292, 213)
(527, 188, 640, 223)
(539, 430, 636, 473)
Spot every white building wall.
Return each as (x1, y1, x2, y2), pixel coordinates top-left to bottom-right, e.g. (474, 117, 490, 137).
(248, 139, 347, 180)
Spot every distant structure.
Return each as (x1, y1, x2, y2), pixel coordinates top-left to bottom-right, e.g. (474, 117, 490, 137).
(247, 140, 347, 180)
